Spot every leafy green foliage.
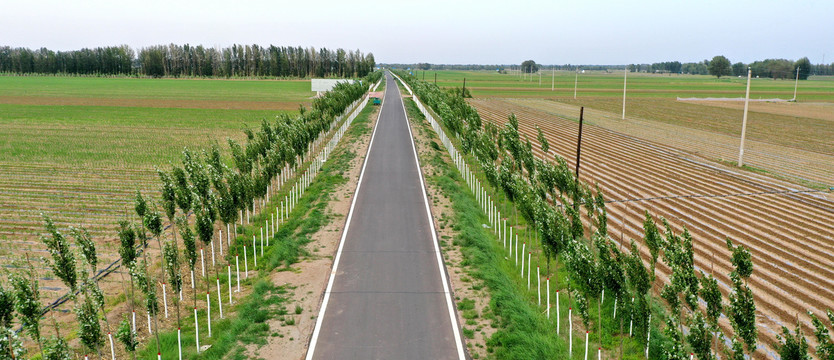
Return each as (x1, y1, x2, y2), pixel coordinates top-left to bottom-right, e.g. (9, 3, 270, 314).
(131, 261, 158, 315)
(521, 60, 539, 73)
(776, 322, 810, 360)
(642, 212, 663, 278)
(0, 326, 24, 360)
(700, 272, 722, 327)
(726, 238, 753, 279)
(573, 290, 591, 329)
(163, 241, 183, 295)
(536, 125, 549, 154)
(662, 317, 688, 360)
(75, 294, 104, 355)
(726, 337, 745, 360)
(157, 170, 178, 222)
(688, 312, 714, 360)
(40, 215, 78, 293)
(10, 269, 40, 344)
(116, 315, 138, 353)
(810, 310, 834, 359)
(728, 271, 757, 352)
(118, 220, 137, 269)
(178, 217, 197, 270)
(143, 206, 163, 238)
(0, 283, 13, 330)
(70, 226, 97, 271)
(708, 55, 732, 78)
(42, 336, 71, 360)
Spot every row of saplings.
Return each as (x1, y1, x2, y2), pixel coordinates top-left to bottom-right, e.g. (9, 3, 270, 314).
(0, 70, 382, 359)
(398, 70, 834, 360)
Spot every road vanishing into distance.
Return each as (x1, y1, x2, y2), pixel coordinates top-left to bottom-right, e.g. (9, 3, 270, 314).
(306, 72, 465, 360)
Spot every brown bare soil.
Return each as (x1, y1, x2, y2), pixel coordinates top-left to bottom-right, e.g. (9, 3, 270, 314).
(549, 97, 834, 156)
(470, 98, 834, 359)
(695, 100, 834, 122)
(255, 104, 380, 360)
(498, 98, 834, 187)
(0, 95, 305, 110)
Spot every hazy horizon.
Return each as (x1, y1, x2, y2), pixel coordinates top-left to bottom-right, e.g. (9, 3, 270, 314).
(3, 0, 831, 66)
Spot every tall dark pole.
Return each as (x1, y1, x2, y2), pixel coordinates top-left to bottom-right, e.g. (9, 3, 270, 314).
(434, 73, 437, 84)
(462, 77, 466, 97)
(575, 106, 584, 180)
(423, 71, 425, 80)
(573, 106, 584, 211)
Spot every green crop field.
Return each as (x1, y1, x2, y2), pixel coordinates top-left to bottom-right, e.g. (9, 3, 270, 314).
(417, 69, 834, 188)
(0, 76, 312, 261)
(410, 69, 834, 101)
(0, 76, 313, 102)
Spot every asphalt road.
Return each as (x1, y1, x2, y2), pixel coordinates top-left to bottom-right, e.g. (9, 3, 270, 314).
(307, 72, 464, 360)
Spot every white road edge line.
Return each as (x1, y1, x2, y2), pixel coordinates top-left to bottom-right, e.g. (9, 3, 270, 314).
(305, 81, 386, 360)
(398, 77, 467, 359)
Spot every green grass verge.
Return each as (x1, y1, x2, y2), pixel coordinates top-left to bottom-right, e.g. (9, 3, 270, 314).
(133, 100, 376, 359)
(404, 97, 672, 359)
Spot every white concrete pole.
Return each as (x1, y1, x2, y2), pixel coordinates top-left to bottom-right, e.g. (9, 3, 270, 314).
(793, 67, 800, 100)
(622, 68, 628, 120)
(738, 68, 752, 167)
(574, 69, 579, 99)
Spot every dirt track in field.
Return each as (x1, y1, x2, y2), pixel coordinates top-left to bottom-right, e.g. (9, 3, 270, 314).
(0, 95, 305, 110)
(470, 98, 834, 358)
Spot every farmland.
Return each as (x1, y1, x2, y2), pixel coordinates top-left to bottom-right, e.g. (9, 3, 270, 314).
(409, 69, 834, 358)
(0, 76, 312, 301)
(420, 69, 834, 101)
(421, 70, 834, 187)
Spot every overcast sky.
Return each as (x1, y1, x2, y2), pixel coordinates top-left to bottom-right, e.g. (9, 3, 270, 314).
(3, 0, 831, 65)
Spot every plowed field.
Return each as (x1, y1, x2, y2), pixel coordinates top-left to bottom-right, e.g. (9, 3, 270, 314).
(471, 98, 834, 358)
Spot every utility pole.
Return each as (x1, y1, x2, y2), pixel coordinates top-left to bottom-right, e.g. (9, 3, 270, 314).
(462, 78, 466, 97)
(738, 68, 752, 167)
(793, 67, 800, 101)
(575, 106, 585, 181)
(574, 107, 585, 211)
(434, 72, 437, 85)
(622, 67, 628, 119)
(574, 68, 579, 99)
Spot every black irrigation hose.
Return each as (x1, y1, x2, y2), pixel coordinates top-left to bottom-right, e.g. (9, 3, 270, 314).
(13, 220, 178, 334)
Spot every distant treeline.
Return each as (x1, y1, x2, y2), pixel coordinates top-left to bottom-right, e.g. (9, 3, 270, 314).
(0, 44, 376, 78)
(383, 63, 619, 71)
(630, 57, 827, 78)
(386, 58, 834, 78)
